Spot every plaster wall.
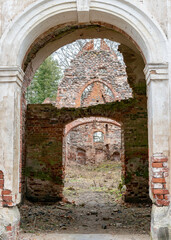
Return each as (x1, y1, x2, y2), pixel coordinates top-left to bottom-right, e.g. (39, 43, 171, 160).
(0, 0, 168, 38)
(143, 0, 168, 35)
(0, 0, 37, 36)
(0, 0, 170, 239)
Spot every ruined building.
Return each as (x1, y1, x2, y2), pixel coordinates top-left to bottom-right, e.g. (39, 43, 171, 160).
(25, 39, 149, 208)
(64, 117, 122, 165)
(0, 0, 170, 239)
(56, 40, 132, 108)
(58, 39, 131, 165)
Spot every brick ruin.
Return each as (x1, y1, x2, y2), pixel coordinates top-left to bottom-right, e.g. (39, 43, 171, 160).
(64, 117, 122, 165)
(0, 1, 170, 238)
(57, 40, 131, 166)
(25, 40, 149, 203)
(56, 40, 132, 108)
(25, 98, 148, 203)
(0, 0, 171, 239)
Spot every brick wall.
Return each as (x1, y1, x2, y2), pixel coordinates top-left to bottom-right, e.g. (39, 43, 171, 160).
(65, 120, 122, 165)
(151, 154, 170, 206)
(56, 40, 132, 108)
(0, 170, 18, 207)
(25, 106, 64, 202)
(25, 100, 149, 202)
(24, 41, 150, 203)
(57, 40, 129, 171)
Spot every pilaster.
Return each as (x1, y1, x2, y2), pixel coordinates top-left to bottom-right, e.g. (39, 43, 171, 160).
(144, 63, 170, 239)
(0, 66, 24, 206)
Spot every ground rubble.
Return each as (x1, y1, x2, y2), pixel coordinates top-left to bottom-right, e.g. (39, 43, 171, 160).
(19, 161, 151, 239)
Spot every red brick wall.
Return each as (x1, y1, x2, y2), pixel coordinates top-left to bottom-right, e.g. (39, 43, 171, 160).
(0, 171, 18, 207)
(24, 40, 151, 204)
(25, 101, 149, 203)
(151, 154, 170, 206)
(56, 40, 132, 108)
(65, 120, 122, 165)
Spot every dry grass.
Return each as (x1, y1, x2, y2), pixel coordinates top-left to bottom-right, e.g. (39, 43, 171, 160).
(19, 160, 151, 235)
(64, 160, 123, 204)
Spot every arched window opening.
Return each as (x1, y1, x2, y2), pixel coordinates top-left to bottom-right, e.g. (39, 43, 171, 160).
(93, 131, 104, 143)
(105, 124, 108, 133)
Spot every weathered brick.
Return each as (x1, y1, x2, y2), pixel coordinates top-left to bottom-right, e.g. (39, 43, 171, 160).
(56, 39, 132, 109)
(2, 190, 11, 195)
(152, 163, 163, 168)
(25, 40, 149, 204)
(3, 195, 12, 201)
(164, 195, 170, 200)
(156, 199, 170, 206)
(152, 157, 168, 163)
(152, 189, 169, 195)
(152, 178, 166, 183)
(156, 194, 164, 200)
(6, 225, 12, 231)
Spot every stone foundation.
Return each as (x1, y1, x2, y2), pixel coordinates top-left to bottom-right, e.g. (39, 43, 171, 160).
(151, 205, 171, 239)
(0, 207, 20, 240)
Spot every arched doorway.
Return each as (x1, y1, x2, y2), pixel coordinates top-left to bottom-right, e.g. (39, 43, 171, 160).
(0, 1, 169, 239)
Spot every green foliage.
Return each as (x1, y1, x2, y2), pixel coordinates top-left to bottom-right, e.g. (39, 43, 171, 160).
(125, 172, 132, 184)
(26, 56, 62, 104)
(118, 175, 125, 191)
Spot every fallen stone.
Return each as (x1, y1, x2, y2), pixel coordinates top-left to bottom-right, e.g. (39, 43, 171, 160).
(102, 224, 107, 229)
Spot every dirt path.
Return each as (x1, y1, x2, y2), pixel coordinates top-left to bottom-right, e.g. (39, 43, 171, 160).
(19, 161, 151, 237)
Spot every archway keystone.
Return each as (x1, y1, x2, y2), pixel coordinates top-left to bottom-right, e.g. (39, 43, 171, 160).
(77, 0, 90, 23)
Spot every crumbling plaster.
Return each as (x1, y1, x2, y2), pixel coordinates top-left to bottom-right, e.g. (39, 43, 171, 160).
(0, 0, 168, 38)
(0, 0, 170, 239)
(0, 0, 168, 67)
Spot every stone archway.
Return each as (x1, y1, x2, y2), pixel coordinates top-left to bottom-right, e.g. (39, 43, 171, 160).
(63, 117, 122, 165)
(65, 117, 121, 135)
(0, 0, 169, 239)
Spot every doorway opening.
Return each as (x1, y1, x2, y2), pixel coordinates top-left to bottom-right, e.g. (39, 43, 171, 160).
(20, 36, 150, 235)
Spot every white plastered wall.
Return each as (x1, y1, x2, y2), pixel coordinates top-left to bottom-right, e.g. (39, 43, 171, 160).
(0, 0, 170, 239)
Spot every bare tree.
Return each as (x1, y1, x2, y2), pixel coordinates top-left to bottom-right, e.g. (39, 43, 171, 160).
(52, 38, 123, 72)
